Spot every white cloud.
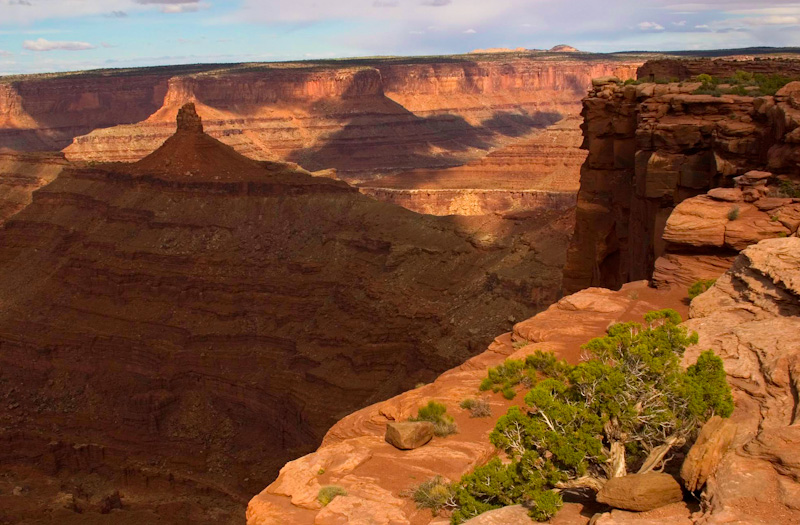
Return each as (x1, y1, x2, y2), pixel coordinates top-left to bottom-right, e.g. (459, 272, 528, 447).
(637, 21, 665, 31)
(0, 49, 12, 56)
(23, 38, 96, 51)
(463, 28, 477, 34)
(672, 20, 687, 26)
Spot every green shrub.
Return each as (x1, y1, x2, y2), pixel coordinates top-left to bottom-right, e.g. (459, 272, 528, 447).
(693, 71, 797, 97)
(696, 74, 713, 85)
(411, 476, 458, 516)
(688, 279, 716, 300)
(451, 310, 733, 523)
(317, 485, 347, 506)
(460, 398, 477, 410)
(479, 359, 530, 399)
(778, 180, 800, 198)
(412, 401, 458, 437)
(728, 206, 740, 221)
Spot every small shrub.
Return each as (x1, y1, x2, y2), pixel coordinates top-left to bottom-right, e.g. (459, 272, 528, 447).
(412, 401, 458, 437)
(479, 359, 529, 398)
(411, 476, 457, 516)
(317, 485, 347, 506)
(512, 340, 529, 350)
(688, 279, 716, 300)
(460, 398, 477, 410)
(696, 73, 713, 85)
(469, 398, 492, 418)
(317, 468, 325, 475)
(727, 206, 740, 221)
(777, 179, 800, 198)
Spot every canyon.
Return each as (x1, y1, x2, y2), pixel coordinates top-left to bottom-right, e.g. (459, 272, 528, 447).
(0, 104, 571, 523)
(1, 53, 642, 217)
(1, 51, 799, 525)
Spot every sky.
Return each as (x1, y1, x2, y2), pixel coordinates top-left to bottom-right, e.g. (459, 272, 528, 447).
(1, 1, 800, 75)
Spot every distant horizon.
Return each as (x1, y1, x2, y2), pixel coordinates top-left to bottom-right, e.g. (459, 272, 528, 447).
(2, 0, 800, 76)
(3, 45, 800, 80)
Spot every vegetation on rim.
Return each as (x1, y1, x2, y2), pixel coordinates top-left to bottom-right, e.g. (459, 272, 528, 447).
(438, 310, 733, 523)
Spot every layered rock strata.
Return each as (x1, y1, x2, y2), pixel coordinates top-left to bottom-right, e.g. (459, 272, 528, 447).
(0, 106, 572, 523)
(653, 169, 799, 288)
(564, 73, 800, 293)
(1, 56, 641, 181)
(358, 117, 584, 216)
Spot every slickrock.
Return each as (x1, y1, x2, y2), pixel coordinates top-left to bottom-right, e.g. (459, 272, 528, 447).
(682, 238, 800, 524)
(247, 282, 687, 524)
(591, 503, 694, 525)
(564, 57, 800, 293)
(595, 473, 684, 512)
(385, 422, 434, 450)
(0, 106, 572, 523)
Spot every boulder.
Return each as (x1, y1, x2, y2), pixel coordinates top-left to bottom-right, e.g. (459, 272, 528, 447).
(662, 196, 731, 247)
(743, 170, 772, 182)
(595, 473, 683, 512)
(681, 416, 738, 492)
(707, 187, 742, 202)
(384, 421, 434, 450)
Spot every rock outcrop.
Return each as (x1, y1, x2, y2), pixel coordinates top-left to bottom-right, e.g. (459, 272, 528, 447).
(0, 106, 572, 523)
(652, 169, 798, 288)
(681, 238, 800, 524)
(564, 68, 800, 293)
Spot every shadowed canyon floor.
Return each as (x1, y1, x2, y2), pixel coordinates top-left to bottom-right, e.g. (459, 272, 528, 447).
(0, 105, 573, 523)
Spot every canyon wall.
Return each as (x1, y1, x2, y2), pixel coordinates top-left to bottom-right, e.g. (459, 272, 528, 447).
(0, 108, 573, 523)
(0, 56, 641, 182)
(0, 152, 68, 225)
(563, 74, 800, 293)
(358, 116, 585, 216)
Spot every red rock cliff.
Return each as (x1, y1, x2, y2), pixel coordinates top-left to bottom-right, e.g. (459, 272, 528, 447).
(1, 56, 640, 181)
(563, 68, 800, 293)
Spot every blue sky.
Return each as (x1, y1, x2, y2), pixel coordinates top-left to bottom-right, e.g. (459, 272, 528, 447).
(1, 1, 800, 75)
